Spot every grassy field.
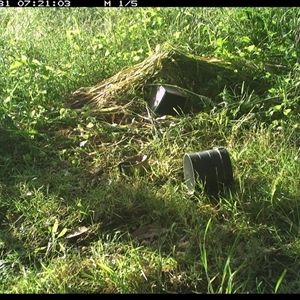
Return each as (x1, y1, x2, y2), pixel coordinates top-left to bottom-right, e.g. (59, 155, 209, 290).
(1, 7, 300, 293)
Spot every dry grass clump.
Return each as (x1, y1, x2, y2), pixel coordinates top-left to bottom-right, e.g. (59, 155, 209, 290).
(70, 47, 169, 109)
(69, 46, 270, 120)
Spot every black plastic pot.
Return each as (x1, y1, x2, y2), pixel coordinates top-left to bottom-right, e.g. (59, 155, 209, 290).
(183, 147, 233, 195)
(148, 85, 187, 116)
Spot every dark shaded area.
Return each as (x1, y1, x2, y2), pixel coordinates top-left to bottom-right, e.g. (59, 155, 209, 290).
(144, 51, 272, 116)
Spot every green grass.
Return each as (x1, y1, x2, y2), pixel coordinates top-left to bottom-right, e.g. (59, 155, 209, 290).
(1, 7, 300, 293)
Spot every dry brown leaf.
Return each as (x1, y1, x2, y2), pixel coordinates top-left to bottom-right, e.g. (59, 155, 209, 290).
(131, 223, 168, 241)
(66, 226, 89, 239)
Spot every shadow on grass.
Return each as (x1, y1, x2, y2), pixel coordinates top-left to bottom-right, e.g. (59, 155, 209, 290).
(0, 125, 180, 247)
(223, 177, 300, 293)
(1, 123, 298, 293)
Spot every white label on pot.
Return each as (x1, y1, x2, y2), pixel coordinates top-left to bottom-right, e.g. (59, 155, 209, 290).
(153, 86, 165, 109)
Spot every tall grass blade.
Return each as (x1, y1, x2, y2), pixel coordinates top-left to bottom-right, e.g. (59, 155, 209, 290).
(274, 269, 287, 294)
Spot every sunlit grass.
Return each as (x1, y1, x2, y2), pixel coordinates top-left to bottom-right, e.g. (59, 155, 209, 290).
(0, 7, 300, 294)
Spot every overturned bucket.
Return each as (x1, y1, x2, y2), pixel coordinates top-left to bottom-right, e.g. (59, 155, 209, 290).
(183, 147, 233, 195)
(118, 154, 149, 176)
